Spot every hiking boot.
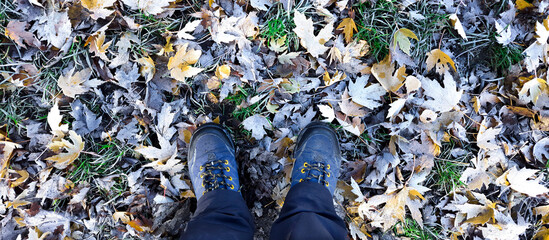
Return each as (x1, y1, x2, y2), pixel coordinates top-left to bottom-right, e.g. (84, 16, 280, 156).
(291, 122, 341, 195)
(188, 123, 240, 200)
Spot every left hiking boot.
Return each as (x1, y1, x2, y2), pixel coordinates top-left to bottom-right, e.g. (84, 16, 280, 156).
(291, 122, 341, 195)
(187, 123, 240, 200)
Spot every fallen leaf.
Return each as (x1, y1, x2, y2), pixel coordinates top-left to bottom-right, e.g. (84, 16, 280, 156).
(269, 35, 288, 53)
(420, 72, 463, 113)
(5, 21, 39, 48)
(81, 0, 116, 19)
(500, 167, 549, 197)
(340, 89, 367, 117)
(136, 55, 156, 81)
(48, 101, 69, 139)
(293, 11, 334, 58)
(516, 0, 534, 10)
(242, 115, 272, 139)
(337, 18, 357, 43)
(425, 49, 457, 75)
(58, 68, 102, 98)
(519, 78, 548, 104)
(393, 28, 418, 55)
(449, 14, 468, 40)
(371, 55, 407, 92)
(177, 20, 201, 40)
(348, 75, 386, 109)
(215, 65, 231, 80)
(168, 43, 203, 81)
(323, 70, 347, 86)
(121, 0, 175, 15)
(46, 131, 85, 169)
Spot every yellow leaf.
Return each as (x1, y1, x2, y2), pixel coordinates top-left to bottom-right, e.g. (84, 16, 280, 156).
(168, 43, 204, 81)
(425, 49, 456, 75)
(533, 226, 549, 240)
(449, 14, 468, 40)
(81, 0, 116, 19)
(323, 71, 346, 86)
(136, 55, 156, 82)
(6, 199, 31, 209)
(215, 65, 231, 79)
(181, 189, 195, 198)
(393, 28, 418, 55)
(158, 36, 174, 56)
(463, 204, 495, 225)
(1, 131, 22, 179)
(87, 31, 112, 61)
(371, 54, 407, 92)
(516, 0, 534, 10)
(269, 35, 288, 53)
(11, 169, 29, 187)
(57, 68, 96, 98)
(519, 78, 548, 104)
(113, 211, 132, 223)
(337, 18, 357, 43)
(46, 130, 85, 169)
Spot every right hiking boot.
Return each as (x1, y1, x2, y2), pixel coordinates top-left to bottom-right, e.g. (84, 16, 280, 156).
(291, 122, 341, 195)
(187, 123, 240, 200)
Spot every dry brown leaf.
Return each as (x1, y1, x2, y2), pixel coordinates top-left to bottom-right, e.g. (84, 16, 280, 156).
(0, 132, 22, 179)
(365, 186, 426, 231)
(86, 31, 112, 61)
(5, 21, 39, 48)
(425, 49, 456, 75)
(11, 169, 29, 187)
(339, 89, 367, 117)
(337, 18, 357, 43)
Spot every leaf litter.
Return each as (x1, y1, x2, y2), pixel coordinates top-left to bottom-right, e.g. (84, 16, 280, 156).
(0, 0, 549, 239)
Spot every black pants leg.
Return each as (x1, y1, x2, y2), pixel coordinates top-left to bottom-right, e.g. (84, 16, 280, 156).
(270, 182, 348, 240)
(180, 189, 254, 240)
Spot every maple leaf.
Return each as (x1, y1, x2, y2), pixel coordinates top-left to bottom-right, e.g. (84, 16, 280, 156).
(121, 0, 175, 15)
(35, 10, 72, 48)
(46, 130, 85, 169)
(5, 21, 39, 48)
(242, 115, 272, 139)
(278, 51, 300, 65)
(340, 89, 367, 117)
(58, 68, 102, 98)
(393, 28, 418, 55)
(516, 0, 534, 10)
(81, 0, 116, 19)
(85, 31, 112, 61)
(323, 70, 346, 86)
(371, 55, 407, 93)
(168, 43, 203, 81)
(519, 78, 548, 104)
(0, 133, 22, 179)
(420, 72, 463, 113)
(177, 20, 201, 40)
(293, 11, 334, 58)
(449, 14, 468, 40)
(425, 49, 456, 75)
(337, 18, 357, 43)
(269, 35, 288, 53)
(47, 101, 69, 139)
(523, 17, 549, 73)
(364, 186, 427, 231)
(136, 55, 156, 82)
(497, 167, 549, 197)
(157, 36, 174, 56)
(348, 75, 386, 109)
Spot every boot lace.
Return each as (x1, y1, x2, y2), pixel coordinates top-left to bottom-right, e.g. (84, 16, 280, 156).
(200, 153, 234, 194)
(299, 161, 331, 187)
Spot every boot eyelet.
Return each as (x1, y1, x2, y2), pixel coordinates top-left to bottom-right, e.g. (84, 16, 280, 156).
(326, 182, 329, 187)
(226, 167, 230, 172)
(299, 179, 303, 182)
(301, 168, 305, 173)
(224, 160, 229, 165)
(230, 184, 235, 189)
(228, 176, 232, 181)
(327, 172, 331, 177)
(200, 166, 203, 171)
(327, 164, 331, 169)
(200, 173, 204, 178)
(303, 162, 308, 167)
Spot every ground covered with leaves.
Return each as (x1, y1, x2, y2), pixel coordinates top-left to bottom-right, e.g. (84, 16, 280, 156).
(1, 0, 549, 239)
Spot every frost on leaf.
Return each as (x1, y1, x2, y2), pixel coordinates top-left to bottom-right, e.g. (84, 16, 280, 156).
(46, 130, 85, 169)
(420, 72, 463, 113)
(35, 10, 72, 48)
(293, 11, 334, 58)
(57, 68, 102, 98)
(371, 55, 407, 93)
(242, 115, 272, 140)
(348, 75, 386, 109)
(425, 49, 456, 75)
(518, 78, 548, 104)
(497, 167, 549, 197)
(121, 0, 175, 15)
(168, 43, 203, 81)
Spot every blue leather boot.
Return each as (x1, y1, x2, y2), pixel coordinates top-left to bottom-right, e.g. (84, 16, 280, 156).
(291, 122, 341, 195)
(187, 123, 240, 200)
